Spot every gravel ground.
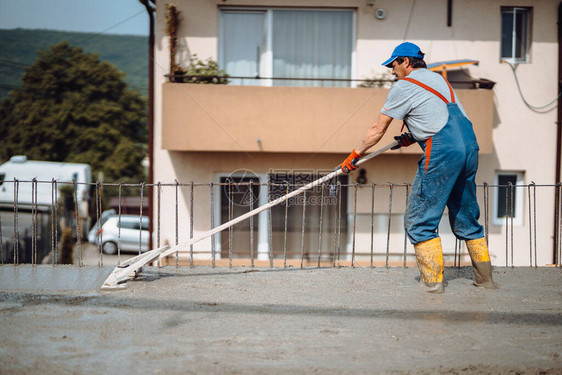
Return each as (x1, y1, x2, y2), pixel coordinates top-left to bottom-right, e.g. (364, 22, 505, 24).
(0, 265, 561, 374)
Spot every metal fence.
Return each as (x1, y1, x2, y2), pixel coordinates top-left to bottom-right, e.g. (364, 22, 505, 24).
(0, 179, 560, 268)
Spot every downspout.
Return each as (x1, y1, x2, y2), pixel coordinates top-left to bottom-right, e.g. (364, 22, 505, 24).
(447, 0, 452, 27)
(555, 2, 562, 264)
(140, 0, 155, 250)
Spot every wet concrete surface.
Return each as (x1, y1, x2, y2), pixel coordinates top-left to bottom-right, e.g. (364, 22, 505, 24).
(0, 265, 561, 374)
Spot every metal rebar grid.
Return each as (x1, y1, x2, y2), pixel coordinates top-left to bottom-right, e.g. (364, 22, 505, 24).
(0, 180, 560, 269)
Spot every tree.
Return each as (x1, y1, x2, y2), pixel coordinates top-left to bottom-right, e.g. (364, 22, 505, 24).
(0, 41, 147, 185)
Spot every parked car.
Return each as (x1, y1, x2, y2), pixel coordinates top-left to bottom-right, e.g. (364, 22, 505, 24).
(88, 214, 149, 255)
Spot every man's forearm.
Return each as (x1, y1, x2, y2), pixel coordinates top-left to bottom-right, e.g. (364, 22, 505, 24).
(355, 113, 393, 155)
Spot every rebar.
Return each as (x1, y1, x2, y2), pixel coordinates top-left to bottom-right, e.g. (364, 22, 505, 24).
(336, 181, 342, 268)
(96, 181, 102, 267)
(505, 183, 509, 267)
(533, 182, 537, 268)
(483, 182, 489, 244)
(386, 184, 394, 269)
(157, 182, 161, 249)
(527, 185, 533, 267)
(370, 183, 375, 268)
(73, 179, 82, 267)
(118, 183, 123, 266)
(283, 181, 289, 269)
(403, 183, 410, 269)
(454, 238, 458, 268)
(175, 180, 179, 267)
(351, 183, 358, 267)
(190, 181, 194, 267)
(250, 180, 255, 268)
(13, 178, 19, 265)
(140, 182, 145, 257)
(510, 182, 514, 268)
(210, 182, 215, 268)
(32, 178, 37, 265)
(228, 180, 233, 268)
(300, 189, 307, 269)
(267, 180, 273, 268)
(332, 183, 339, 268)
(51, 179, 55, 266)
(317, 184, 325, 268)
(54, 180, 58, 265)
(555, 183, 562, 267)
(0, 192, 3, 265)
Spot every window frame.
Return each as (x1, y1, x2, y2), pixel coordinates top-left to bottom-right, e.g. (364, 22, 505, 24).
(492, 171, 524, 226)
(217, 7, 357, 87)
(500, 6, 532, 64)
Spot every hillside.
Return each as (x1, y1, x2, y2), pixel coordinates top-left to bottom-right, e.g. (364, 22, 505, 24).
(0, 28, 148, 100)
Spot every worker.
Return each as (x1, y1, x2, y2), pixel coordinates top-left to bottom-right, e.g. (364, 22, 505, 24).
(339, 42, 496, 293)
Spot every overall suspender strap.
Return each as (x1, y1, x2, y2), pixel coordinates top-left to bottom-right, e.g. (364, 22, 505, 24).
(444, 78, 455, 103)
(402, 77, 451, 104)
(401, 76, 456, 172)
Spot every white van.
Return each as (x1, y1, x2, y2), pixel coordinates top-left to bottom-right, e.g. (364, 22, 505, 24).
(0, 156, 91, 212)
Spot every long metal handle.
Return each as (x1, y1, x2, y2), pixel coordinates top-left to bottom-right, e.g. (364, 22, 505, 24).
(158, 140, 399, 259)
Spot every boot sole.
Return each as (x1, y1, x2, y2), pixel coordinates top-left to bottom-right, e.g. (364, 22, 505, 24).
(473, 281, 498, 289)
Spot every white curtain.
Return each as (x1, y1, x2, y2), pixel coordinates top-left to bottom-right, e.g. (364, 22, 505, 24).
(272, 10, 353, 87)
(222, 12, 264, 86)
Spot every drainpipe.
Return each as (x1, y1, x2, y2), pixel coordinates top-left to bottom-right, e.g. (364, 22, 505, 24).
(140, 0, 155, 249)
(552, 3, 562, 264)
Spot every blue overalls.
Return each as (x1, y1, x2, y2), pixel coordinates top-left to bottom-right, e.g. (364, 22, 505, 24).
(403, 77, 484, 244)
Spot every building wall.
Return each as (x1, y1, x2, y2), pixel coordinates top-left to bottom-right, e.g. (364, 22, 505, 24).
(153, 0, 559, 266)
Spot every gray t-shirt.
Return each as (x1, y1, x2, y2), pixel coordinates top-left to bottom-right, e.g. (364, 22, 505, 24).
(381, 69, 468, 141)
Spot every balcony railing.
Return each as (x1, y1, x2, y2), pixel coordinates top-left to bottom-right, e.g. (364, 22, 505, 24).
(166, 74, 496, 89)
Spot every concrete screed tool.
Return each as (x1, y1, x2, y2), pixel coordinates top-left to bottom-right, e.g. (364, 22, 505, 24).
(101, 140, 400, 290)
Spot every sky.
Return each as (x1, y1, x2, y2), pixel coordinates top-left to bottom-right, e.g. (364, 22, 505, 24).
(0, 0, 148, 36)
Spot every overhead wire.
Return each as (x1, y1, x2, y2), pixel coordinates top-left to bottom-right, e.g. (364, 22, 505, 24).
(502, 60, 560, 113)
(402, 0, 417, 41)
(75, 9, 146, 44)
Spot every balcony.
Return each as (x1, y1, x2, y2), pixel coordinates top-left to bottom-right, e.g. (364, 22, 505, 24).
(162, 83, 494, 154)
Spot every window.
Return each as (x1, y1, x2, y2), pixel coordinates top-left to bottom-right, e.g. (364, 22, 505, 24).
(219, 8, 355, 87)
(493, 172, 524, 226)
(120, 220, 138, 230)
(501, 7, 531, 63)
(0, 173, 5, 186)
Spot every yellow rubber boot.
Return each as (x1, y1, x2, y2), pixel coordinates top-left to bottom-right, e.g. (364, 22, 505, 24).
(414, 237, 444, 293)
(466, 238, 497, 289)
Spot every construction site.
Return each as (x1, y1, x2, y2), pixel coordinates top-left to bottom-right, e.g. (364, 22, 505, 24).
(1, 0, 562, 373)
(0, 175, 561, 373)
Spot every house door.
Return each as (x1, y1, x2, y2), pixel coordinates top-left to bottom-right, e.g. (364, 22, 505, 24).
(219, 175, 262, 259)
(268, 172, 348, 262)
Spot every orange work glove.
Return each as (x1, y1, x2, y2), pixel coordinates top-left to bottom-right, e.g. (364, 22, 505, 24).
(339, 150, 363, 173)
